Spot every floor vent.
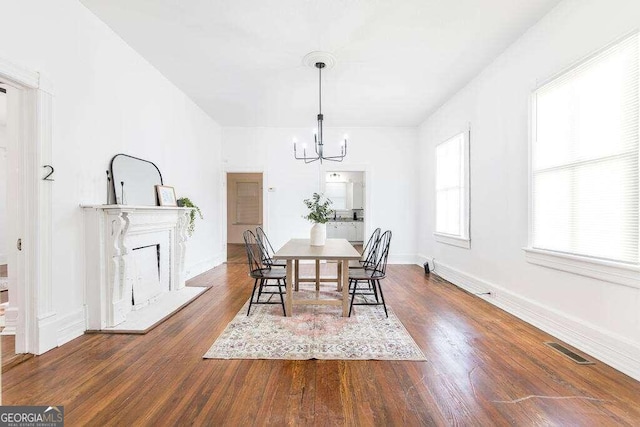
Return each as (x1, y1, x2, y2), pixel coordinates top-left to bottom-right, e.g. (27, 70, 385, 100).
(545, 342, 595, 365)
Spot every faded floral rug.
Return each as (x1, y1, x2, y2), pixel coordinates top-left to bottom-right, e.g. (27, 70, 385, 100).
(203, 289, 426, 361)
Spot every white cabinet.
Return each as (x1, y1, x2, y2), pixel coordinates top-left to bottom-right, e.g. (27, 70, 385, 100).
(327, 221, 364, 242)
(327, 222, 342, 239)
(354, 222, 364, 242)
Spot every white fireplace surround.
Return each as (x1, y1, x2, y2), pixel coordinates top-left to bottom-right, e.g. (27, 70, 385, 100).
(82, 205, 193, 330)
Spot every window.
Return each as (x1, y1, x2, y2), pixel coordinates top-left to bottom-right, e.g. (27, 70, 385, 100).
(528, 33, 640, 277)
(325, 182, 347, 210)
(435, 131, 470, 248)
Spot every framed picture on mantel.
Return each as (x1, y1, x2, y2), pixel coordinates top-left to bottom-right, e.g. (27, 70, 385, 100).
(156, 185, 177, 207)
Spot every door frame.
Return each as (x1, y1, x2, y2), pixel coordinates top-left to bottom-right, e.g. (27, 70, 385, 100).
(220, 167, 267, 260)
(0, 56, 54, 355)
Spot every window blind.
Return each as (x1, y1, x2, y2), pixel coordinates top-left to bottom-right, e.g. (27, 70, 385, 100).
(436, 132, 466, 237)
(236, 181, 260, 225)
(532, 33, 639, 264)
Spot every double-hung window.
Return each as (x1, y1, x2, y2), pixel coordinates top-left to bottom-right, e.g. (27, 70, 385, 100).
(528, 33, 640, 282)
(435, 131, 470, 248)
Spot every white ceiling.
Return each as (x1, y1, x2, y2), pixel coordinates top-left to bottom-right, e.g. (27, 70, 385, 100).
(81, 0, 562, 127)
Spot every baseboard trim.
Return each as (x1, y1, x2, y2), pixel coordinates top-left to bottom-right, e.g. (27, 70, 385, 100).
(416, 253, 434, 268)
(56, 307, 85, 348)
(433, 260, 640, 382)
(186, 255, 224, 280)
(36, 311, 58, 354)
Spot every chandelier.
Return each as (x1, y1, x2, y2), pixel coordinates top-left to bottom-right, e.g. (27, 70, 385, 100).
(293, 60, 348, 164)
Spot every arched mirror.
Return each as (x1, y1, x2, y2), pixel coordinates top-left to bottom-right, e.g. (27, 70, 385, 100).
(110, 154, 163, 206)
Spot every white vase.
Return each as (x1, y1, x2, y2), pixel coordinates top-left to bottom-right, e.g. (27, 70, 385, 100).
(310, 223, 327, 246)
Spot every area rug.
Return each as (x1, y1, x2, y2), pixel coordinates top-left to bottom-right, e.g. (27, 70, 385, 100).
(203, 289, 426, 360)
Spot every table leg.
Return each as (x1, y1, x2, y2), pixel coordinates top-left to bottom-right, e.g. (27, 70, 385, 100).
(341, 259, 349, 317)
(337, 261, 342, 291)
(294, 259, 299, 291)
(315, 260, 320, 291)
(286, 259, 293, 316)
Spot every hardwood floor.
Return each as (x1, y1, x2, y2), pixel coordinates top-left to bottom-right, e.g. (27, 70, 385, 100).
(226, 243, 247, 264)
(4, 264, 640, 425)
(2, 335, 32, 372)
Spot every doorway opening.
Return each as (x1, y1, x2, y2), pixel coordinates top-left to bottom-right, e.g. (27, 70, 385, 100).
(0, 81, 34, 371)
(0, 57, 54, 365)
(226, 173, 264, 264)
(324, 171, 366, 250)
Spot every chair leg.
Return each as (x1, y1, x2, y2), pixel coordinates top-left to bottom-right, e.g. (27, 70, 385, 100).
(257, 278, 265, 302)
(277, 279, 286, 316)
(376, 280, 388, 318)
(348, 279, 358, 317)
(247, 278, 259, 316)
(370, 279, 379, 303)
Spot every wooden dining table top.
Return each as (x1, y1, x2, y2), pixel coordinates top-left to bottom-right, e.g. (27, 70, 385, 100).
(273, 238, 361, 260)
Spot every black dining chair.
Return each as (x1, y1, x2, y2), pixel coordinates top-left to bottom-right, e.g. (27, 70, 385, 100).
(256, 226, 287, 268)
(243, 230, 287, 316)
(349, 227, 381, 270)
(348, 230, 392, 317)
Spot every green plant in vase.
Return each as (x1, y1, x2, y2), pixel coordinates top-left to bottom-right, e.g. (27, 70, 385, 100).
(177, 197, 203, 237)
(303, 193, 333, 246)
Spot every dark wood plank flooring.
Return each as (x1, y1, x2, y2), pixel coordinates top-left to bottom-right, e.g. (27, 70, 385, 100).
(226, 243, 247, 264)
(3, 264, 640, 425)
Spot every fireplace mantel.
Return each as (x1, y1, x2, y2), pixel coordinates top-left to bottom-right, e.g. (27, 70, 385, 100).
(82, 204, 193, 330)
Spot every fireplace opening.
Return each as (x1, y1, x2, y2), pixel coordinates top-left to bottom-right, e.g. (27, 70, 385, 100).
(131, 244, 162, 307)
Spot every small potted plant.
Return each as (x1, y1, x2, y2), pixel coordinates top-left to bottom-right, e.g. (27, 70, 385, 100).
(303, 193, 333, 246)
(177, 197, 203, 237)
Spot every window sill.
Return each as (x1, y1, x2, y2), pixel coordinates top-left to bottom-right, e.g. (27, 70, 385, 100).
(523, 247, 640, 289)
(434, 233, 470, 249)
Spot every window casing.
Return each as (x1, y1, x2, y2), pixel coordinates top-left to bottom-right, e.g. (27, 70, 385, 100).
(435, 131, 470, 248)
(527, 33, 640, 286)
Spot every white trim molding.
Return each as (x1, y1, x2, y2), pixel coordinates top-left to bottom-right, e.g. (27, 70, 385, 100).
(524, 247, 640, 289)
(56, 308, 86, 347)
(0, 57, 39, 89)
(0, 56, 54, 355)
(434, 232, 471, 249)
(432, 260, 640, 382)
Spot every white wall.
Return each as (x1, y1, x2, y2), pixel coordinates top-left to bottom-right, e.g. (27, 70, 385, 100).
(0, 93, 6, 265)
(418, 0, 640, 381)
(222, 127, 418, 262)
(0, 0, 223, 348)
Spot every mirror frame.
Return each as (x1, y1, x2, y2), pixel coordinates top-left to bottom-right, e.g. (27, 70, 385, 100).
(109, 153, 164, 205)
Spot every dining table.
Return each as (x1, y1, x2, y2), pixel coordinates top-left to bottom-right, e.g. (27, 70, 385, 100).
(272, 238, 362, 317)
